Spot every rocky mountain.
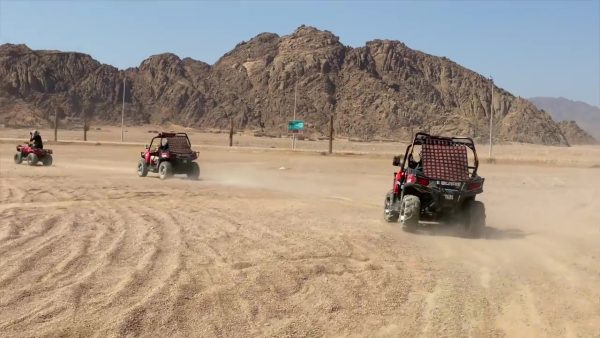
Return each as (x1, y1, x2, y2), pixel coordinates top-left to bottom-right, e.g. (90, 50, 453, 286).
(0, 26, 573, 145)
(557, 120, 597, 145)
(529, 97, 600, 141)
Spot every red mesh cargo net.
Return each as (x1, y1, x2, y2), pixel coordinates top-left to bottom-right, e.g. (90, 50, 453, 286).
(421, 138, 469, 182)
(166, 136, 193, 154)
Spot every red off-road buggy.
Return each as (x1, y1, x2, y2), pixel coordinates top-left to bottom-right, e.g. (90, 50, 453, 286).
(137, 132, 200, 180)
(14, 144, 53, 166)
(384, 132, 486, 237)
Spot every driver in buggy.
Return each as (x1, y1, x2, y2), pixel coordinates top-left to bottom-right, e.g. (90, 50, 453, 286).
(407, 152, 423, 170)
(151, 138, 169, 164)
(29, 130, 43, 149)
(159, 138, 169, 152)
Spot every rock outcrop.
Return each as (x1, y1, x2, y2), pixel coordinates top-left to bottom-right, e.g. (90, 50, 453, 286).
(557, 120, 597, 145)
(0, 26, 571, 145)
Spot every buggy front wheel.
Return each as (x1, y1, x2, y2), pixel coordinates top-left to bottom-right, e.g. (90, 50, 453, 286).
(14, 153, 23, 164)
(137, 159, 148, 177)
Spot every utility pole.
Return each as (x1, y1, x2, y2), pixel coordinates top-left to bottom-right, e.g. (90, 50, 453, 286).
(229, 118, 234, 147)
(328, 114, 334, 154)
(489, 76, 493, 159)
(121, 76, 126, 142)
(83, 112, 88, 141)
(292, 82, 297, 150)
(54, 110, 58, 142)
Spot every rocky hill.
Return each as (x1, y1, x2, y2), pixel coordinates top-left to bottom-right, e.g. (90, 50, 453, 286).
(0, 26, 572, 145)
(529, 96, 600, 141)
(557, 120, 597, 145)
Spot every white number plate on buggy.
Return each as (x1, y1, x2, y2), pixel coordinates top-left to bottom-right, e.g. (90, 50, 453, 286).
(439, 181, 461, 187)
(443, 194, 454, 200)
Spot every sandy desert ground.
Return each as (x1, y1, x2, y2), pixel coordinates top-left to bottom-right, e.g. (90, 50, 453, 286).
(1, 127, 600, 337)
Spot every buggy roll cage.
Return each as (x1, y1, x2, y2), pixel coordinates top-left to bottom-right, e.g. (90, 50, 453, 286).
(147, 132, 192, 151)
(397, 132, 479, 177)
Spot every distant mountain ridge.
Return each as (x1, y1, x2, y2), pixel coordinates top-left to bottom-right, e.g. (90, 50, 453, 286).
(0, 26, 583, 145)
(529, 97, 600, 141)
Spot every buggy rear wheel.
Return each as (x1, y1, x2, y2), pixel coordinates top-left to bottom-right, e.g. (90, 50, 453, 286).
(187, 162, 200, 180)
(401, 194, 420, 231)
(42, 154, 53, 166)
(383, 190, 399, 222)
(464, 200, 486, 238)
(158, 161, 173, 180)
(137, 159, 148, 177)
(14, 153, 23, 164)
(27, 153, 38, 166)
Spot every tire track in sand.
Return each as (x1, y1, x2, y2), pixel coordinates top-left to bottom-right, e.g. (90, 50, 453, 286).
(0, 194, 184, 336)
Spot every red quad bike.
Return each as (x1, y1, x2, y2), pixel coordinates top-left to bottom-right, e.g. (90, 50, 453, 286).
(14, 144, 53, 166)
(138, 132, 200, 180)
(384, 132, 486, 238)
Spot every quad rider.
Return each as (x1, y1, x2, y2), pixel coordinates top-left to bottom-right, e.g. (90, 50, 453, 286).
(14, 130, 53, 166)
(29, 130, 43, 149)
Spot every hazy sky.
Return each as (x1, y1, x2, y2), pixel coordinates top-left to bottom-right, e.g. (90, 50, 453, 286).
(0, 0, 598, 106)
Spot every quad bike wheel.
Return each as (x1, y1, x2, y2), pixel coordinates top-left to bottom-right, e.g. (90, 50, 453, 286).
(383, 190, 399, 222)
(42, 155, 53, 166)
(463, 200, 486, 238)
(400, 194, 420, 231)
(137, 159, 148, 177)
(14, 153, 23, 164)
(187, 162, 200, 180)
(158, 161, 173, 180)
(27, 153, 38, 166)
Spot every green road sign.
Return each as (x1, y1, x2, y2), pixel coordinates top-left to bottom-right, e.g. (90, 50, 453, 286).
(288, 120, 304, 132)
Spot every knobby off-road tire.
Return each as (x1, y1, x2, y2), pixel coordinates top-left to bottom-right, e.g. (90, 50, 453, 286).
(187, 162, 200, 180)
(27, 153, 38, 166)
(401, 194, 420, 231)
(14, 153, 23, 164)
(464, 200, 486, 238)
(42, 155, 53, 166)
(158, 161, 173, 180)
(137, 159, 148, 177)
(383, 190, 399, 222)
